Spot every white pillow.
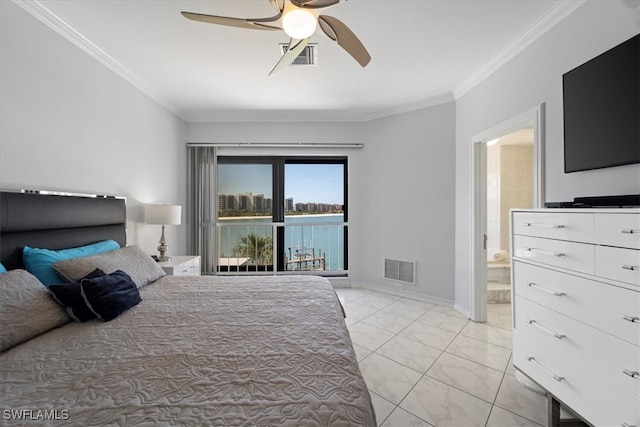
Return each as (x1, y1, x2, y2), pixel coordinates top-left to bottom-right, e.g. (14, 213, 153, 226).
(53, 246, 165, 288)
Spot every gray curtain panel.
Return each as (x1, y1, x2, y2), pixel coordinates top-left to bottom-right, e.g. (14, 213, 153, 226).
(187, 146, 217, 274)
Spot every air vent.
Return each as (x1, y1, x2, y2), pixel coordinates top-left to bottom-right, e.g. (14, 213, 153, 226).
(279, 43, 317, 66)
(384, 259, 415, 285)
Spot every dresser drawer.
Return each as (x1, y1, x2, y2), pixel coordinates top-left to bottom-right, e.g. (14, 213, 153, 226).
(595, 213, 640, 249)
(513, 261, 640, 346)
(513, 330, 640, 427)
(513, 235, 595, 274)
(596, 245, 640, 287)
(515, 296, 640, 400)
(512, 211, 594, 243)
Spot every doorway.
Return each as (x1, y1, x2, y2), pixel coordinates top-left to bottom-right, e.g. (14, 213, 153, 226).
(470, 104, 545, 322)
(486, 129, 534, 303)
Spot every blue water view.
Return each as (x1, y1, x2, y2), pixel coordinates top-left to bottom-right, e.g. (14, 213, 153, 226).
(218, 214, 345, 271)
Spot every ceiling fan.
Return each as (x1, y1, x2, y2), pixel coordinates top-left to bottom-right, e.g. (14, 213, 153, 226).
(181, 0, 371, 75)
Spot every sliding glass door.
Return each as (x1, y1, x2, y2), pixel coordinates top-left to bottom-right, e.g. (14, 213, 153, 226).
(216, 156, 347, 275)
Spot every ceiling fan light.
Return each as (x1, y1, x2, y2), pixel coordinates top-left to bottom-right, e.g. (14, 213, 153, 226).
(282, 9, 317, 39)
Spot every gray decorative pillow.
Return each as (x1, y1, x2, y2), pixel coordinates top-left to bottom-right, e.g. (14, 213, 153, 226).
(0, 269, 69, 352)
(52, 246, 165, 289)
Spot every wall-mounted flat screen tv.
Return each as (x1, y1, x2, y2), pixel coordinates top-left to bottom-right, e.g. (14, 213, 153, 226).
(563, 33, 639, 173)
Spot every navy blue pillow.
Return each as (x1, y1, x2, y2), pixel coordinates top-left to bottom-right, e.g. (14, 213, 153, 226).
(48, 269, 106, 322)
(81, 270, 141, 321)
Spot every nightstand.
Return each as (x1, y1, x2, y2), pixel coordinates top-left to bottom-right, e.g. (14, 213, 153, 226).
(158, 256, 201, 276)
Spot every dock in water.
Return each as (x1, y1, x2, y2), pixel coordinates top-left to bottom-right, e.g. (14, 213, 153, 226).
(286, 245, 325, 271)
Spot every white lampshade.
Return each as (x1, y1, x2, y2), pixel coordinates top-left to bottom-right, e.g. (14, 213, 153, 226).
(282, 9, 317, 39)
(146, 205, 182, 225)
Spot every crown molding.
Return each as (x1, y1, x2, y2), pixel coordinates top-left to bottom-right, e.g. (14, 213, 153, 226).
(452, 0, 588, 99)
(13, 0, 186, 119)
(355, 92, 456, 122)
(183, 92, 456, 123)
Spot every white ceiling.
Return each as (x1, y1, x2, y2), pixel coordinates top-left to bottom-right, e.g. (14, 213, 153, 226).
(19, 0, 584, 122)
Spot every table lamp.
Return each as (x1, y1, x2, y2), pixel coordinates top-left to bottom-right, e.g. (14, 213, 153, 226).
(146, 204, 181, 262)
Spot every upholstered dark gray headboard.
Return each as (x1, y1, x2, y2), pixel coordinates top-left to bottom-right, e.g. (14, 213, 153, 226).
(0, 191, 126, 270)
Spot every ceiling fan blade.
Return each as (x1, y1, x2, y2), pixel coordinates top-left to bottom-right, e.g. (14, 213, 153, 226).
(318, 15, 371, 67)
(268, 0, 286, 12)
(290, 0, 340, 8)
(269, 38, 310, 76)
(181, 11, 282, 31)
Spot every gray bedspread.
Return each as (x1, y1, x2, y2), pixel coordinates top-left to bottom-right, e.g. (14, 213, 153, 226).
(0, 275, 375, 426)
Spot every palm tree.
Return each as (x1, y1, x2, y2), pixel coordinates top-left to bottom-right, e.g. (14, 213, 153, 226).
(232, 233, 273, 266)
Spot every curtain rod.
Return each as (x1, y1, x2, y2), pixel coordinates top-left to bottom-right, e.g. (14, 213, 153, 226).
(186, 142, 363, 148)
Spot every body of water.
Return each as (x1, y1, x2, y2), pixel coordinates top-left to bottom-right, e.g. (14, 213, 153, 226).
(218, 214, 345, 271)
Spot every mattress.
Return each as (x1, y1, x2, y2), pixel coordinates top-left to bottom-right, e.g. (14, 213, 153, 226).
(0, 275, 375, 426)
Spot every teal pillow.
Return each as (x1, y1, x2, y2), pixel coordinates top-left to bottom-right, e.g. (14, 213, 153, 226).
(23, 240, 120, 286)
(0, 263, 6, 274)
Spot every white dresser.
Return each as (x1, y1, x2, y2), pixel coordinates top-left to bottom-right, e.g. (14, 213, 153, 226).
(511, 208, 640, 427)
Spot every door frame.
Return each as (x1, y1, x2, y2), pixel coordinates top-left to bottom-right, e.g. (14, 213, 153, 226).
(470, 104, 545, 322)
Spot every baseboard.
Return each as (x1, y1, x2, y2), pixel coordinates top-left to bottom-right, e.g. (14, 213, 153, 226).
(328, 277, 351, 288)
(350, 281, 456, 308)
(453, 301, 472, 319)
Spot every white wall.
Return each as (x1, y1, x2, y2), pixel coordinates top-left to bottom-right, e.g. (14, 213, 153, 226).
(0, 1, 188, 256)
(187, 122, 362, 146)
(353, 104, 456, 303)
(454, 0, 640, 315)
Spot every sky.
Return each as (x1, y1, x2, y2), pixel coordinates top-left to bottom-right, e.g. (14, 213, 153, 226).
(218, 163, 344, 204)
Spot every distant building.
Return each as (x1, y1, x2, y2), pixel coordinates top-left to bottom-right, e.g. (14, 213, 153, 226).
(218, 194, 238, 211)
(218, 193, 341, 214)
(218, 192, 273, 213)
(285, 198, 294, 212)
(254, 194, 265, 211)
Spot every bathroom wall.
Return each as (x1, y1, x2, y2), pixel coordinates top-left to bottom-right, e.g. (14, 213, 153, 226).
(486, 129, 534, 262)
(486, 143, 501, 260)
(500, 143, 534, 251)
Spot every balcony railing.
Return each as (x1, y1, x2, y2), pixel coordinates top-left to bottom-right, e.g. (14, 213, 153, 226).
(216, 219, 346, 275)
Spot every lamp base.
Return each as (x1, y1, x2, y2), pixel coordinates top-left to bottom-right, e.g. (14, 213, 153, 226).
(157, 225, 171, 262)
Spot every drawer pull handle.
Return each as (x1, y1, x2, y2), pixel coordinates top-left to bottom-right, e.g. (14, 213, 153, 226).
(621, 423, 637, 427)
(525, 247, 565, 257)
(623, 369, 639, 379)
(524, 355, 564, 382)
(524, 222, 565, 229)
(525, 319, 566, 339)
(526, 282, 565, 297)
(621, 229, 640, 235)
(623, 315, 640, 323)
(622, 265, 639, 271)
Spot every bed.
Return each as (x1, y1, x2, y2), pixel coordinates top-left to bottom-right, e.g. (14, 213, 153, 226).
(0, 191, 376, 426)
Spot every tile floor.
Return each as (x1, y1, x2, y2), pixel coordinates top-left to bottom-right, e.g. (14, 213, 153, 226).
(335, 287, 547, 427)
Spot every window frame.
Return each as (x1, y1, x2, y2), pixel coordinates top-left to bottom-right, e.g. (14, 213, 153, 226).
(216, 155, 348, 275)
